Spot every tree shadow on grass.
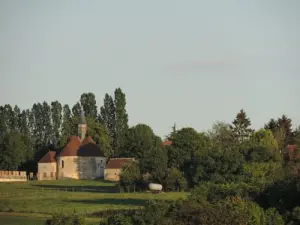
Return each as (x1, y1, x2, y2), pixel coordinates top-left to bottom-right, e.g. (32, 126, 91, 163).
(32, 184, 118, 193)
(66, 198, 147, 206)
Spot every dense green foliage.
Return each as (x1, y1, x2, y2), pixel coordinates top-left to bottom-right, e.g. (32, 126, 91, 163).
(0, 88, 300, 224)
(45, 213, 86, 225)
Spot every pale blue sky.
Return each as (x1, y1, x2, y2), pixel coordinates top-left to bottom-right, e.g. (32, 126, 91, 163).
(1, 0, 299, 137)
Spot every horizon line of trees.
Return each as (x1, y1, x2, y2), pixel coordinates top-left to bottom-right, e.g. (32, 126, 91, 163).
(0, 88, 299, 172)
(1, 88, 300, 224)
(0, 88, 299, 174)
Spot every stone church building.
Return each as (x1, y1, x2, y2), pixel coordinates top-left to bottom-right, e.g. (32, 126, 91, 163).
(38, 111, 106, 180)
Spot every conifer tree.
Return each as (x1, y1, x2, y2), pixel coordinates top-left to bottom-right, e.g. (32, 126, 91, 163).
(230, 109, 253, 142)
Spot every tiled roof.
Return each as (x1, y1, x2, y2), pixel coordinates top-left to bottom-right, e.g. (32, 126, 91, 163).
(78, 142, 105, 157)
(57, 136, 105, 157)
(162, 140, 172, 146)
(81, 136, 96, 145)
(58, 136, 81, 157)
(288, 145, 296, 152)
(38, 151, 56, 163)
(106, 158, 135, 169)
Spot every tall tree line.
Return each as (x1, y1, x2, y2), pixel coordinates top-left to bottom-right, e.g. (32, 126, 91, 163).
(99, 88, 129, 157)
(0, 88, 129, 171)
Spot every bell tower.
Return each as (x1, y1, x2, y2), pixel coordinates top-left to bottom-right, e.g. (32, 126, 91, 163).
(78, 110, 87, 141)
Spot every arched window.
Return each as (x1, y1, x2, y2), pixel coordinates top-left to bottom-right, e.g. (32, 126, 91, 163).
(61, 160, 64, 168)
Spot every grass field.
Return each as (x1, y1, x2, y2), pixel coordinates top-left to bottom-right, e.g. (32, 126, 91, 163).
(0, 180, 188, 224)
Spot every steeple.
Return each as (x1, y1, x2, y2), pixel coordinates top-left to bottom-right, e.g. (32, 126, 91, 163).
(79, 109, 87, 125)
(78, 109, 87, 141)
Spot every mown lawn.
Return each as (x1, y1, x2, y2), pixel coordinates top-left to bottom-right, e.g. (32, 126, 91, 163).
(0, 215, 45, 225)
(0, 180, 188, 224)
(0, 212, 100, 225)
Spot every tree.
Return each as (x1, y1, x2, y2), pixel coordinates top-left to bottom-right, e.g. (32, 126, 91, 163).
(247, 129, 281, 162)
(122, 124, 166, 176)
(231, 109, 253, 142)
(208, 121, 237, 149)
(294, 126, 300, 147)
(193, 146, 245, 184)
(30, 102, 52, 149)
(120, 161, 140, 192)
(80, 92, 97, 119)
(0, 131, 28, 170)
(51, 101, 62, 145)
(31, 103, 44, 148)
(17, 110, 33, 160)
(13, 105, 21, 132)
(251, 129, 279, 151)
(0, 106, 6, 136)
(242, 162, 284, 194)
(169, 128, 210, 169)
(288, 206, 300, 225)
(72, 102, 81, 118)
(18, 110, 30, 134)
(103, 214, 133, 225)
(45, 212, 86, 225)
(114, 88, 129, 157)
(26, 109, 34, 137)
(99, 93, 116, 155)
(265, 118, 278, 134)
(147, 136, 168, 183)
(265, 208, 285, 225)
(86, 118, 112, 157)
(274, 127, 287, 152)
(71, 102, 82, 134)
(265, 115, 293, 148)
(60, 104, 73, 145)
(277, 115, 293, 146)
(42, 101, 52, 145)
(3, 104, 15, 132)
(163, 167, 186, 192)
(168, 128, 211, 186)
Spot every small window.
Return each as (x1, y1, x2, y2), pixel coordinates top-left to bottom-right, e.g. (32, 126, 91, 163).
(44, 172, 47, 178)
(61, 160, 64, 168)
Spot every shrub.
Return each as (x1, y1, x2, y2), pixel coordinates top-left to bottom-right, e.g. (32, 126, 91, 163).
(45, 212, 86, 225)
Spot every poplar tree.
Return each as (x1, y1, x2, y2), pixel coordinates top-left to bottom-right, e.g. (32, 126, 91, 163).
(99, 93, 116, 155)
(114, 88, 129, 156)
(80, 92, 98, 119)
(60, 104, 73, 146)
(51, 101, 62, 145)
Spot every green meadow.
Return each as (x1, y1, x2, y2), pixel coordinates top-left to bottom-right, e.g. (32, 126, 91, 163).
(0, 180, 188, 224)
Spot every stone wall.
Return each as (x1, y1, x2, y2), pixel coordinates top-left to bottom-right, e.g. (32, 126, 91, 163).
(78, 156, 106, 179)
(104, 168, 121, 181)
(0, 170, 27, 182)
(56, 156, 79, 179)
(37, 162, 57, 180)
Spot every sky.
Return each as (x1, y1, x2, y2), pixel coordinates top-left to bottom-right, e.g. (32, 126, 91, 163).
(0, 0, 299, 138)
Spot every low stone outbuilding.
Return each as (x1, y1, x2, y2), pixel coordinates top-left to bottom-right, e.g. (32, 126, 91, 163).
(38, 151, 57, 180)
(104, 158, 135, 181)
